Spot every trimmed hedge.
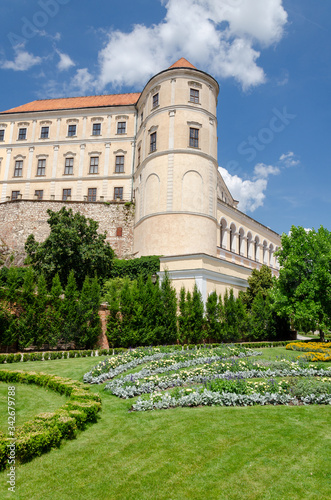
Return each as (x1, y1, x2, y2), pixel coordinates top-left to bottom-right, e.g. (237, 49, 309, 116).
(0, 370, 101, 469)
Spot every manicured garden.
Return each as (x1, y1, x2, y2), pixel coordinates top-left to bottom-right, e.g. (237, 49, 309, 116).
(1, 345, 330, 499)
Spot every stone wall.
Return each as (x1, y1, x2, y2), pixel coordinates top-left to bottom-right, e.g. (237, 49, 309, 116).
(0, 199, 135, 265)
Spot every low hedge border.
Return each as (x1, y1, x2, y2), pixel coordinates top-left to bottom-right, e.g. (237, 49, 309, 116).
(0, 370, 101, 470)
(0, 341, 306, 365)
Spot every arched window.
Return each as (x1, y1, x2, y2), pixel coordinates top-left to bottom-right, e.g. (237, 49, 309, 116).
(220, 218, 227, 248)
(230, 223, 236, 253)
(247, 232, 252, 259)
(254, 236, 260, 262)
(238, 228, 245, 256)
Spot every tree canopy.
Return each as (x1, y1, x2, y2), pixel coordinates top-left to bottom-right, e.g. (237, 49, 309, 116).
(273, 225, 331, 339)
(25, 207, 115, 288)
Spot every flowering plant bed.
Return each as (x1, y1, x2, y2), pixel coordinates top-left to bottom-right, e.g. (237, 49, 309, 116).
(286, 342, 331, 361)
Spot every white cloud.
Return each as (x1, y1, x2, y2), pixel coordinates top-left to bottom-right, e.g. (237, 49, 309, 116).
(57, 51, 75, 71)
(72, 0, 288, 93)
(219, 160, 280, 212)
(70, 68, 95, 94)
(279, 151, 300, 167)
(253, 163, 280, 178)
(1, 45, 42, 71)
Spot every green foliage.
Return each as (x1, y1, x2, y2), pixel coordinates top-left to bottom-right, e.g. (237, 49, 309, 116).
(220, 289, 249, 342)
(178, 285, 205, 344)
(0, 369, 101, 469)
(274, 225, 331, 340)
(106, 272, 178, 347)
(240, 265, 274, 308)
(109, 256, 160, 282)
(25, 207, 115, 288)
(249, 292, 276, 341)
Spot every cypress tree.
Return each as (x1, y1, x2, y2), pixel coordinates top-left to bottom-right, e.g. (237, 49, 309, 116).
(205, 291, 219, 342)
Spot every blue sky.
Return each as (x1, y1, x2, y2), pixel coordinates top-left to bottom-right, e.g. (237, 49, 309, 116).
(0, 0, 330, 236)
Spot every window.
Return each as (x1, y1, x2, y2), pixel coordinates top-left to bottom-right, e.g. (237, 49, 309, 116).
(34, 190, 43, 200)
(115, 155, 124, 173)
(40, 126, 49, 138)
(150, 132, 157, 152)
(14, 160, 23, 177)
(18, 128, 27, 140)
(117, 122, 126, 134)
(189, 128, 199, 148)
(89, 157, 99, 174)
(152, 93, 159, 108)
(116, 227, 123, 237)
(11, 191, 20, 200)
(62, 189, 71, 201)
(68, 124, 76, 137)
(92, 123, 101, 136)
(190, 88, 199, 103)
(0, 130, 4, 141)
(64, 157, 74, 175)
(88, 188, 97, 202)
(114, 187, 123, 200)
(37, 159, 46, 176)
(137, 146, 141, 167)
(140, 112, 143, 125)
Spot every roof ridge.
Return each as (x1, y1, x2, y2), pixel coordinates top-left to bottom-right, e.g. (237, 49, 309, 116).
(32, 92, 141, 103)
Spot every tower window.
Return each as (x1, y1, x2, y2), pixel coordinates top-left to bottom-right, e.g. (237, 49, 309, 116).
(152, 93, 159, 108)
(189, 128, 199, 148)
(190, 89, 199, 103)
(150, 132, 157, 152)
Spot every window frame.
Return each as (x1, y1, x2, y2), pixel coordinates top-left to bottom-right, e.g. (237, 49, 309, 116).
(190, 88, 199, 103)
(115, 155, 124, 173)
(64, 157, 74, 175)
(14, 160, 23, 177)
(34, 190, 44, 200)
(150, 131, 157, 152)
(152, 93, 159, 108)
(11, 191, 20, 201)
(87, 188, 97, 202)
(67, 124, 77, 137)
(92, 123, 101, 136)
(117, 121, 126, 134)
(189, 127, 199, 148)
(36, 159, 46, 176)
(40, 126, 49, 139)
(62, 189, 71, 201)
(89, 156, 99, 174)
(114, 187, 123, 200)
(18, 128, 27, 140)
(0, 130, 5, 141)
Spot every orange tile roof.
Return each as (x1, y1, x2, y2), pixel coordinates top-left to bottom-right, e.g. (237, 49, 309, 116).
(1, 93, 141, 114)
(169, 58, 197, 69)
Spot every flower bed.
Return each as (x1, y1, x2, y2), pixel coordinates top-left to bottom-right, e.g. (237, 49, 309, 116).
(286, 342, 331, 361)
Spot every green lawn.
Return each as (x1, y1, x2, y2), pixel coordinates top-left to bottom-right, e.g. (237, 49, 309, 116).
(0, 349, 330, 500)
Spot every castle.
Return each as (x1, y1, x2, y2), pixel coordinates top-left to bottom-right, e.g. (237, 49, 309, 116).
(0, 58, 281, 300)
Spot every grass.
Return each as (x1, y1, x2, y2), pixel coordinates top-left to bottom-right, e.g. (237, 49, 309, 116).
(0, 382, 68, 434)
(0, 349, 330, 499)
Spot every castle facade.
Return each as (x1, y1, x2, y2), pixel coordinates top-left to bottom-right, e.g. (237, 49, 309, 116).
(0, 58, 280, 300)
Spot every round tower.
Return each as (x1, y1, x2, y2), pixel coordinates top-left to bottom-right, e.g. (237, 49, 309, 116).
(133, 58, 219, 258)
